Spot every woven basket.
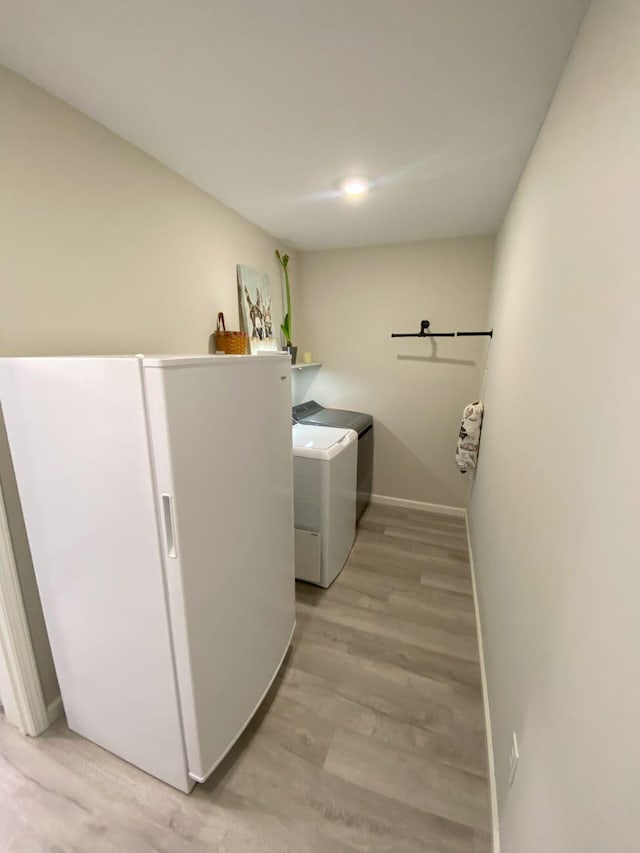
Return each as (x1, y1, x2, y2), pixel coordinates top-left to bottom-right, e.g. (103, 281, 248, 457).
(214, 312, 249, 355)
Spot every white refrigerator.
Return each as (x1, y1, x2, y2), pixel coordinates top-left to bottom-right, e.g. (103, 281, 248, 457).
(0, 354, 295, 792)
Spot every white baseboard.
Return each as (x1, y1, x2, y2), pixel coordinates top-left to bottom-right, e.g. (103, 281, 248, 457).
(46, 695, 63, 726)
(465, 514, 500, 853)
(370, 494, 466, 518)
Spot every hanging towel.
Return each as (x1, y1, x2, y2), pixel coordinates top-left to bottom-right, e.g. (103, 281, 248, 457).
(456, 401, 484, 473)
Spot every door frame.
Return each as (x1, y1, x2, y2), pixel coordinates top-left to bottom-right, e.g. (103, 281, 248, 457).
(0, 480, 49, 736)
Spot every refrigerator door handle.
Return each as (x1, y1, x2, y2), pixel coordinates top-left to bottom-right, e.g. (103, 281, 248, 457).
(161, 494, 177, 559)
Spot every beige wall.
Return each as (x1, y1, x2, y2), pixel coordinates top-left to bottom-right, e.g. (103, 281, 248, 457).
(0, 66, 295, 705)
(468, 1, 640, 851)
(0, 67, 295, 357)
(298, 238, 494, 508)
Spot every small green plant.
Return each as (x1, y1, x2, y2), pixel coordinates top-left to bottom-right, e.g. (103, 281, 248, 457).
(275, 249, 292, 346)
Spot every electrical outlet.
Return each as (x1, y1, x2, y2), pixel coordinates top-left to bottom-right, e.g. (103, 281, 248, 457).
(508, 732, 519, 786)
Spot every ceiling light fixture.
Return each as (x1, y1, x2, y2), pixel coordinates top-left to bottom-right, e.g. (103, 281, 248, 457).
(342, 177, 369, 196)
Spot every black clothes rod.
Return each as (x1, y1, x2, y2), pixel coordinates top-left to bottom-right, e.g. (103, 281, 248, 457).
(391, 320, 493, 339)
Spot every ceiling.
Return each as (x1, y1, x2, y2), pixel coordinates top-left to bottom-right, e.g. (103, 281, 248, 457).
(0, 0, 589, 250)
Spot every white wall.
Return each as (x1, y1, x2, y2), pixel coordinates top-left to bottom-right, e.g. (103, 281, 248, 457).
(299, 238, 494, 508)
(0, 65, 295, 705)
(468, 2, 640, 851)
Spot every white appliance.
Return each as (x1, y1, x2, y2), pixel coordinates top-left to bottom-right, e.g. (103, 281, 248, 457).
(0, 355, 295, 793)
(292, 423, 357, 588)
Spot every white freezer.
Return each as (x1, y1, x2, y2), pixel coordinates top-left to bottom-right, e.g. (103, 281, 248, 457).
(0, 354, 296, 792)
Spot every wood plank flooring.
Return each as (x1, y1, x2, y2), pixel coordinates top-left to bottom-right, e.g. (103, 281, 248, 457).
(0, 504, 491, 852)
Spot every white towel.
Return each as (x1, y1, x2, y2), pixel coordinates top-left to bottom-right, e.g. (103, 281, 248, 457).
(456, 401, 484, 473)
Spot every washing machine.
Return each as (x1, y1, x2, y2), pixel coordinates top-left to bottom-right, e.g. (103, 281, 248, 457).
(292, 424, 358, 588)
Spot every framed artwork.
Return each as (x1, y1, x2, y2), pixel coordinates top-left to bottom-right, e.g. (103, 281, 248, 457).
(237, 265, 279, 354)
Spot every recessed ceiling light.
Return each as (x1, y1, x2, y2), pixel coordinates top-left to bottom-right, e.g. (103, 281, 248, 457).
(342, 177, 369, 196)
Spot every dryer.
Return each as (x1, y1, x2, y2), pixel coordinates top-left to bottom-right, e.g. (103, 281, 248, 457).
(292, 424, 357, 588)
(292, 401, 373, 521)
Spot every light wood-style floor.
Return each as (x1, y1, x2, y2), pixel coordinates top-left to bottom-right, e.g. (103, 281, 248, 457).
(0, 504, 491, 852)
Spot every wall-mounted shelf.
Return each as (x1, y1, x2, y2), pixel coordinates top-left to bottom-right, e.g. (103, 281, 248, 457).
(291, 362, 322, 371)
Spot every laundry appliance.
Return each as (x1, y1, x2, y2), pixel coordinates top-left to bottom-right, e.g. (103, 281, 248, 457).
(292, 401, 372, 520)
(291, 423, 357, 588)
